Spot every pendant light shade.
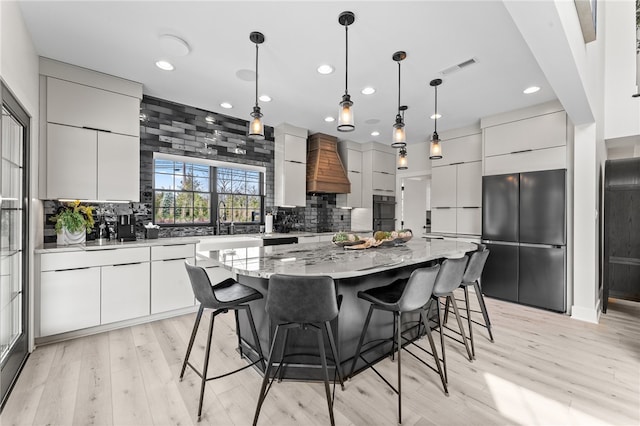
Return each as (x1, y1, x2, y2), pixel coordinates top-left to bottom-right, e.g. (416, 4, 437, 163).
(397, 146, 408, 170)
(391, 51, 407, 148)
(429, 78, 443, 160)
(337, 11, 355, 132)
(248, 31, 265, 140)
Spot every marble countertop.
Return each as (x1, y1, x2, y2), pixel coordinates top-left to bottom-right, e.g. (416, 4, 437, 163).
(202, 238, 477, 279)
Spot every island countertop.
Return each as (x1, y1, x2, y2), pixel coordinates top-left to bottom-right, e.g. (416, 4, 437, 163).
(202, 238, 477, 279)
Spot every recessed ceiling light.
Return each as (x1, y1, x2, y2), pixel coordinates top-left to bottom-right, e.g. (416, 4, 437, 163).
(220, 102, 233, 109)
(317, 64, 334, 75)
(523, 86, 540, 94)
(371, 131, 380, 136)
(430, 114, 442, 119)
(361, 87, 376, 95)
(259, 94, 272, 102)
(324, 116, 335, 122)
(205, 114, 215, 123)
(155, 60, 174, 71)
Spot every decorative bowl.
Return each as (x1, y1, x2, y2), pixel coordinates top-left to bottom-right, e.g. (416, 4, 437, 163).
(331, 232, 365, 247)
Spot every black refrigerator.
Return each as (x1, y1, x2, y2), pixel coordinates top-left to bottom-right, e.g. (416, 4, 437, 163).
(481, 169, 566, 312)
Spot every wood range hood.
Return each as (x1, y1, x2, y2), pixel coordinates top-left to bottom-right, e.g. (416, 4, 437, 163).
(306, 133, 350, 194)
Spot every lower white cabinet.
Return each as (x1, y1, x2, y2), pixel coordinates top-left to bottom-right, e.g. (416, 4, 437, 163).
(431, 208, 457, 234)
(101, 262, 150, 324)
(40, 267, 101, 336)
(456, 207, 481, 235)
(151, 258, 195, 314)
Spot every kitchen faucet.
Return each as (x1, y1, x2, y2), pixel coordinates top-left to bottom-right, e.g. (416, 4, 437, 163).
(216, 200, 226, 235)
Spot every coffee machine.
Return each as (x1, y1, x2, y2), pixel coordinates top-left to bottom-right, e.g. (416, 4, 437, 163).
(117, 214, 136, 242)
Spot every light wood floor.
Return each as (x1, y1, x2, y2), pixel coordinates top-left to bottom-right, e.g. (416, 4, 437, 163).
(2, 293, 639, 426)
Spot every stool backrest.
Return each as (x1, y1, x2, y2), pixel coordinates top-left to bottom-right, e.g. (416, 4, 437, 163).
(267, 274, 338, 323)
(433, 256, 469, 295)
(462, 248, 490, 284)
(398, 264, 441, 312)
(185, 262, 219, 307)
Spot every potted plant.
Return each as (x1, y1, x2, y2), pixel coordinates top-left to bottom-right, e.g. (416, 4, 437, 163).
(50, 200, 95, 245)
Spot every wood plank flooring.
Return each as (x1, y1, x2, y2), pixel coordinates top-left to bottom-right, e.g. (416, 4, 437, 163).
(2, 293, 639, 425)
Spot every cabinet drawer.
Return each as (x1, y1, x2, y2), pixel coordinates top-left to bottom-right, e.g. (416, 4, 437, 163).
(151, 244, 196, 261)
(47, 77, 140, 136)
(41, 247, 150, 271)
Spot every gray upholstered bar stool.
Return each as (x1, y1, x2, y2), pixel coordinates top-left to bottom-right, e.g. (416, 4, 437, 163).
(348, 265, 447, 425)
(444, 245, 493, 359)
(253, 274, 345, 426)
(432, 255, 472, 384)
(181, 262, 265, 421)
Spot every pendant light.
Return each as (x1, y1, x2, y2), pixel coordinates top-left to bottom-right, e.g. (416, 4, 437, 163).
(391, 51, 407, 148)
(397, 146, 408, 170)
(248, 31, 265, 140)
(429, 78, 443, 159)
(337, 11, 355, 132)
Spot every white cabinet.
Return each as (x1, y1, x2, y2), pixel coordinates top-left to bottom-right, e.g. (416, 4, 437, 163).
(101, 262, 150, 324)
(431, 165, 456, 207)
(275, 124, 308, 207)
(40, 62, 142, 201)
(337, 144, 363, 208)
(47, 77, 140, 136)
(431, 208, 457, 234)
(344, 171, 363, 207)
(456, 162, 482, 207)
(430, 132, 482, 167)
(456, 208, 482, 235)
(484, 146, 567, 175)
(46, 123, 139, 200)
(372, 172, 395, 194)
(40, 267, 101, 336)
(372, 151, 396, 175)
(150, 244, 196, 314)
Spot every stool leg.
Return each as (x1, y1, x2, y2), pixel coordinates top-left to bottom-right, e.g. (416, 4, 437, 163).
(449, 294, 473, 362)
(234, 309, 244, 359)
(391, 312, 397, 362)
(349, 305, 374, 377)
(197, 311, 216, 421)
(253, 324, 282, 426)
(420, 310, 448, 395)
(396, 312, 402, 425)
(474, 280, 494, 342)
(463, 286, 475, 359)
(435, 296, 447, 384)
(443, 296, 451, 325)
(181, 305, 204, 381)
(277, 328, 289, 383)
(324, 321, 345, 391)
(316, 325, 335, 426)
(244, 305, 267, 371)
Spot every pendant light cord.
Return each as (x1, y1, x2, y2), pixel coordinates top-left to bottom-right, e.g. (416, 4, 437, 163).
(345, 25, 349, 95)
(434, 84, 438, 134)
(397, 61, 401, 113)
(255, 43, 259, 108)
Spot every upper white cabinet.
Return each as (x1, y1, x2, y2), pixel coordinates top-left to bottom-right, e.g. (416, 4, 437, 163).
(39, 58, 142, 201)
(275, 124, 308, 207)
(431, 165, 457, 207)
(456, 161, 482, 207)
(337, 141, 363, 208)
(430, 132, 482, 167)
(362, 143, 397, 206)
(372, 150, 395, 175)
(47, 77, 140, 136)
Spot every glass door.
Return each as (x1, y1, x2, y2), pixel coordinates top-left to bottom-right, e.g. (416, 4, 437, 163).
(0, 84, 29, 409)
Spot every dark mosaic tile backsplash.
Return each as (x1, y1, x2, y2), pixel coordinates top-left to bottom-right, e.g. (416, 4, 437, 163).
(43, 95, 351, 243)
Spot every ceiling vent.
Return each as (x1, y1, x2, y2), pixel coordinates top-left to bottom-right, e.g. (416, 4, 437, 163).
(306, 133, 350, 194)
(440, 57, 478, 76)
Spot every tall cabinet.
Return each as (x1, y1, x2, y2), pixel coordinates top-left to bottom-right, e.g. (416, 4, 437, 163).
(337, 140, 363, 208)
(361, 142, 396, 208)
(39, 58, 142, 201)
(274, 123, 308, 207)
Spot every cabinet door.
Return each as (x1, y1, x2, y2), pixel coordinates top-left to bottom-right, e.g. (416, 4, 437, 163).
(151, 258, 195, 314)
(456, 161, 482, 207)
(431, 133, 482, 167)
(484, 146, 567, 176)
(46, 123, 97, 199)
(347, 171, 362, 207)
(101, 262, 150, 324)
(282, 161, 307, 206)
(430, 165, 456, 207)
(372, 172, 395, 194)
(456, 207, 481, 235)
(47, 77, 140, 136)
(372, 150, 396, 175)
(40, 267, 101, 336)
(284, 134, 307, 163)
(346, 149, 362, 172)
(431, 208, 456, 234)
(97, 132, 140, 201)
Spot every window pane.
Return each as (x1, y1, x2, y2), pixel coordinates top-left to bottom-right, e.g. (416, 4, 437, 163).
(217, 168, 232, 193)
(175, 208, 193, 224)
(194, 177, 209, 192)
(194, 192, 210, 209)
(155, 191, 174, 207)
(175, 192, 193, 210)
(248, 195, 261, 211)
(231, 169, 246, 193)
(193, 163, 209, 178)
(155, 208, 174, 224)
(246, 180, 260, 195)
(232, 209, 248, 223)
(173, 162, 186, 174)
(176, 174, 196, 191)
(155, 159, 174, 174)
(154, 173, 173, 190)
(194, 208, 210, 223)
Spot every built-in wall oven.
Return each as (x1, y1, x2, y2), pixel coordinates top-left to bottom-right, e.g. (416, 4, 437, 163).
(373, 195, 396, 231)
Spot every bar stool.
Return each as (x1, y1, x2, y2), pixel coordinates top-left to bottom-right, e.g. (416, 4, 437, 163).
(432, 255, 472, 384)
(444, 246, 493, 359)
(349, 265, 447, 425)
(253, 274, 345, 426)
(181, 262, 265, 421)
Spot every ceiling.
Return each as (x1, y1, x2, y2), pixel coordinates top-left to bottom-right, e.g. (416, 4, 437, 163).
(18, 1, 557, 146)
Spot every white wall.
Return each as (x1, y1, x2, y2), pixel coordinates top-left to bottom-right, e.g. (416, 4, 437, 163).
(1, 1, 41, 348)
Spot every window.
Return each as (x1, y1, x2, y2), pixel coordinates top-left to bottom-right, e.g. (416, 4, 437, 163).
(153, 158, 264, 226)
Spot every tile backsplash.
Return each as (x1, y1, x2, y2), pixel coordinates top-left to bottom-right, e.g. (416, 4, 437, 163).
(43, 95, 357, 243)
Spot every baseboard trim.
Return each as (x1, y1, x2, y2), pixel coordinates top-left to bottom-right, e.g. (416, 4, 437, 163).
(570, 303, 601, 323)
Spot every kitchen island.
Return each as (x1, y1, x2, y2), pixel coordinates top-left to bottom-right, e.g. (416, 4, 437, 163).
(201, 238, 476, 380)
